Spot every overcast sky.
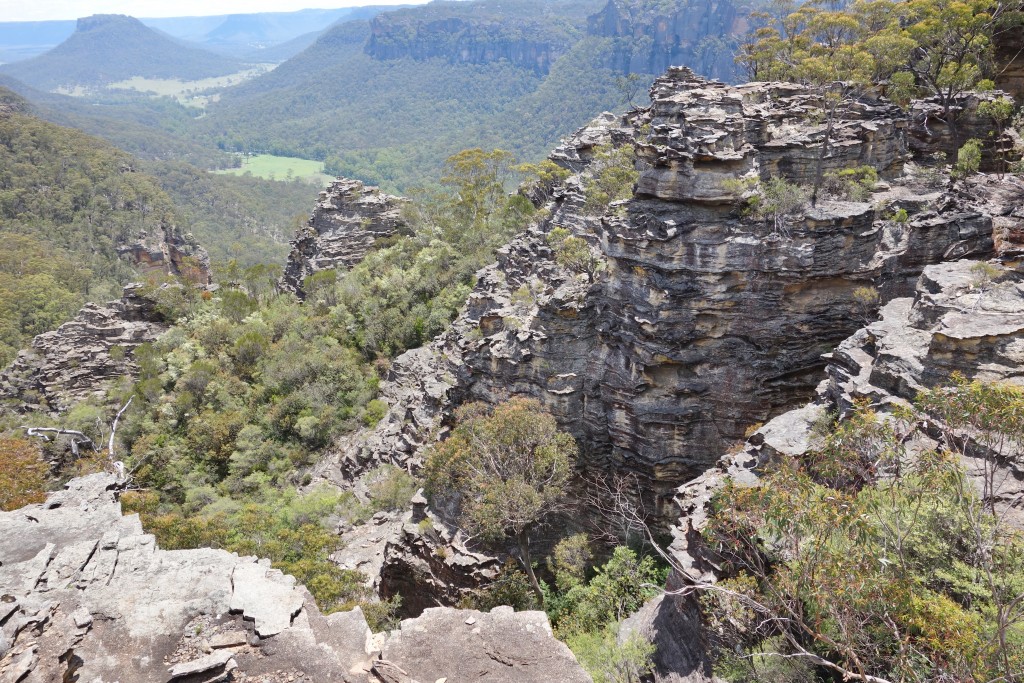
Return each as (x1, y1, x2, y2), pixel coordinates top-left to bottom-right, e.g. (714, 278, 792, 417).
(0, 0, 422, 23)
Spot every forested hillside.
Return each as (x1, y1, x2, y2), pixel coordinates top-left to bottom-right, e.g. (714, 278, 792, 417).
(0, 75, 236, 168)
(201, 0, 749, 190)
(0, 88, 184, 365)
(145, 161, 312, 266)
(0, 15, 246, 91)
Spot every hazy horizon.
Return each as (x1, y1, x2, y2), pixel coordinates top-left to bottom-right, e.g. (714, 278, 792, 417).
(0, 0, 425, 23)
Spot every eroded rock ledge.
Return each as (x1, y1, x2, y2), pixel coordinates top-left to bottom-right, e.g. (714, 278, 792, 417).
(0, 474, 590, 683)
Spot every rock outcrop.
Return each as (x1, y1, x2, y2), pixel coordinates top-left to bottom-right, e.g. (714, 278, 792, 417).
(377, 501, 503, 616)
(666, 251, 1024, 588)
(325, 69, 1016, 498)
(0, 285, 166, 415)
(995, 24, 1024, 107)
(0, 473, 592, 683)
(282, 177, 408, 297)
(118, 221, 212, 285)
(636, 252, 1024, 683)
(378, 606, 591, 683)
(908, 90, 1023, 168)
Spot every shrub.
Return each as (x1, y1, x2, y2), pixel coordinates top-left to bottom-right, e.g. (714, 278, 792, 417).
(0, 438, 49, 510)
(566, 626, 655, 683)
(952, 139, 983, 179)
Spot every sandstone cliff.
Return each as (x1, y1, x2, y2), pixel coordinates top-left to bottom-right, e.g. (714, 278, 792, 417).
(282, 177, 408, 297)
(323, 69, 1016, 502)
(364, 0, 751, 82)
(364, 0, 585, 74)
(0, 473, 591, 683)
(587, 0, 747, 82)
(118, 220, 212, 286)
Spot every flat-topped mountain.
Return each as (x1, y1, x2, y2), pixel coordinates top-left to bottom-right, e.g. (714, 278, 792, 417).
(0, 14, 246, 91)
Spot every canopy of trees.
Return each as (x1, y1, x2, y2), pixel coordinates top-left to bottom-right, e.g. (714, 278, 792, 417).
(0, 93, 182, 365)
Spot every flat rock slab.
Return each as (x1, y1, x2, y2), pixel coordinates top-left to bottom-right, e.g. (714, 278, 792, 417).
(0, 475, 590, 683)
(381, 607, 591, 683)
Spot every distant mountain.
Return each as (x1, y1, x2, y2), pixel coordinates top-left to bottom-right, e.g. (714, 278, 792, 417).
(0, 15, 247, 91)
(0, 20, 75, 62)
(243, 29, 325, 63)
(143, 6, 411, 59)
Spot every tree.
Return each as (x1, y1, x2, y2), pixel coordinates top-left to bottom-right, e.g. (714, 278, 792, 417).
(979, 95, 1015, 176)
(749, 177, 809, 236)
(615, 73, 646, 110)
(952, 138, 983, 179)
(737, 0, 1024, 157)
(441, 148, 515, 231)
(583, 144, 638, 213)
(424, 398, 578, 603)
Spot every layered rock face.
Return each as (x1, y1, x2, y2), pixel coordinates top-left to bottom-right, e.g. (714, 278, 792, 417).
(908, 91, 1023, 168)
(282, 177, 408, 297)
(995, 24, 1024, 105)
(649, 251, 1024, 682)
(328, 69, 1011, 496)
(0, 474, 591, 683)
(637, 70, 908, 200)
(665, 253, 1024, 579)
(0, 285, 165, 415)
(588, 0, 747, 82)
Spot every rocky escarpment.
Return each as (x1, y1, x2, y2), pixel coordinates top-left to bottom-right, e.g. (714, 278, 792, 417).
(364, 1, 582, 74)
(908, 90, 1023, 167)
(668, 251, 1024, 582)
(587, 0, 746, 82)
(995, 24, 1024, 105)
(282, 177, 408, 297)
(639, 250, 1024, 683)
(325, 68, 1016, 498)
(0, 285, 166, 416)
(0, 473, 591, 683)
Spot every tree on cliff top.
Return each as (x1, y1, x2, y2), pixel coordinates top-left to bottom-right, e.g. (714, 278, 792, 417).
(737, 0, 1024, 151)
(424, 397, 578, 603)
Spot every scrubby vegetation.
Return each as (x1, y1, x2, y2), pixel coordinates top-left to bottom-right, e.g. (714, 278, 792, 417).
(703, 381, 1024, 682)
(18, 148, 548, 618)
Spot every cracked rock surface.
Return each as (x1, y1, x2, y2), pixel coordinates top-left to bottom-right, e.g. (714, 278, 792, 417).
(0, 474, 590, 682)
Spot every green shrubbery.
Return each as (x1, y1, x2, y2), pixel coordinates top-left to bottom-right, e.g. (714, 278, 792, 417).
(703, 383, 1024, 682)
